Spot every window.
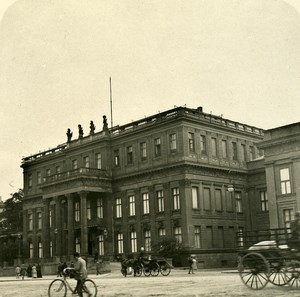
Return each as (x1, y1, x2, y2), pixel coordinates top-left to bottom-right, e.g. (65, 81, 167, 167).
(215, 189, 222, 211)
(46, 169, 51, 176)
(75, 237, 80, 253)
(83, 156, 89, 168)
(127, 146, 133, 164)
(154, 138, 161, 157)
(235, 192, 242, 213)
(211, 138, 217, 157)
(140, 142, 147, 160)
(37, 172, 42, 184)
(241, 144, 246, 161)
(232, 142, 237, 160)
(87, 199, 91, 220)
(28, 213, 33, 231)
(49, 209, 52, 228)
(158, 228, 166, 238)
(200, 135, 207, 154)
(38, 241, 43, 258)
(75, 202, 80, 222)
(249, 146, 255, 161)
(280, 168, 291, 194)
(29, 242, 34, 259)
(98, 235, 104, 256)
(226, 190, 234, 212)
(28, 174, 33, 188)
(194, 226, 201, 248)
(221, 140, 227, 158)
(217, 226, 224, 248)
(192, 187, 199, 209)
(172, 188, 180, 210)
(96, 153, 102, 169)
(50, 241, 53, 257)
(37, 212, 42, 229)
(130, 231, 137, 253)
(129, 195, 135, 216)
(237, 227, 244, 247)
(206, 226, 213, 248)
(116, 198, 122, 218)
(203, 188, 211, 210)
(117, 233, 124, 254)
(144, 230, 151, 251)
(142, 193, 150, 214)
(174, 226, 182, 243)
(169, 133, 177, 151)
(56, 166, 61, 174)
(72, 159, 78, 170)
(188, 132, 195, 152)
(283, 209, 294, 230)
(157, 190, 164, 212)
(260, 191, 268, 212)
(97, 198, 104, 218)
(114, 150, 120, 167)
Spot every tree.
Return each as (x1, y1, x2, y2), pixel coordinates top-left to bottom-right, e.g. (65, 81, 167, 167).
(152, 236, 183, 259)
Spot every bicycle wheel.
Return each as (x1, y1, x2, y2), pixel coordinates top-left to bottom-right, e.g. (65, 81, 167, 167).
(48, 279, 67, 297)
(82, 279, 97, 297)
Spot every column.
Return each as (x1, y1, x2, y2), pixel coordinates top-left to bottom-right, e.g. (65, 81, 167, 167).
(22, 209, 28, 259)
(55, 197, 62, 257)
(67, 194, 75, 256)
(80, 191, 88, 256)
(42, 198, 50, 258)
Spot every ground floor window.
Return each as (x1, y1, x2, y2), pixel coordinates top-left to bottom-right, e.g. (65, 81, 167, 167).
(38, 241, 43, 258)
(130, 231, 137, 253)
(75, 237, 80, 253)
(98, 235, 104, 256)
(117, 233, 124, 254)
(29, 242, 34, 259)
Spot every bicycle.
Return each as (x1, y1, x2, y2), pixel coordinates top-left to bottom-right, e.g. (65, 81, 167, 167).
(48, 268, 97, 297)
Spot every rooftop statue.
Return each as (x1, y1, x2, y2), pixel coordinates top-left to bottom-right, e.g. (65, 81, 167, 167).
(66, 128, 73, 143)
(90, 121, 96, 135)
(78, 124, 84, 139)
(103, 115, 108, 131)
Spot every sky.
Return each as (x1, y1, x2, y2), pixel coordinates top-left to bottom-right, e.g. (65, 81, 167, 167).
(0, 0, 300, 200)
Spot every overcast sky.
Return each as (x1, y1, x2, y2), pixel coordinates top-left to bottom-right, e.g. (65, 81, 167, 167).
(0, 0, 300, 200)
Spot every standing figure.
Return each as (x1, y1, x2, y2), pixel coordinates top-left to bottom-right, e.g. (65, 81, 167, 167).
(20, 264, 26, 280)
(15, 265, 21, 279)
(31, 264, 37, 278)
(27, 264, 32, 278)
(78, 125, 84, 139)
(37, 263, 42, 278)
(90, 121, 95, 135)
(102, 115, 108, 131)
(188, 256, 194, 274)
(66, 128, 73, 143)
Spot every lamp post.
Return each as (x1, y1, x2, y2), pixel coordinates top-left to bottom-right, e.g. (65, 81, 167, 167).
(17, 233, 22, 263)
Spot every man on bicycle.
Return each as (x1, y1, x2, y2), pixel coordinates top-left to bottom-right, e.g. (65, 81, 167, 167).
(73, 252, 91, 297)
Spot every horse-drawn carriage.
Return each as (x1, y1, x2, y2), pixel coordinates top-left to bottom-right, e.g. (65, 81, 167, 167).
(237, 227, 300, 290)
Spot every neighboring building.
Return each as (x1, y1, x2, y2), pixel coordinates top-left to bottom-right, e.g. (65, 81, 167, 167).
(20, 106, 299, 268)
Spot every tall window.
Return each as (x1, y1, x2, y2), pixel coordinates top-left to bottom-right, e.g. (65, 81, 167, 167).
(174, 226, 182, 243)
(130, 231, 137, 253)
(188, 132, 195, 152)
(235, 192, 242, 213)
(96, 153, 102, 169)
(158, 228, 166, 238)
(37, 212, 42, 229)
(98, 235, 104, 256)
(129, 195, 135, 216)
(49, 209, 52, 228)
(211, 138, 217, 157)
(46, 169, 51, 176)
(192, 187, 199, 209)
(194, 226, 201, 248)
(237, 227, 244, 247)
(206, 226, 213, 248)
(217, 226, 224, 248)
(37, 171, 42, 184)
(87, 200, 91, 220)
(249, 146, 255, 161)
(75, 202, 80, 222)
(127, 146, 133, 164)
(283, 209, 294, 230)
(142, 193, 150, 214)
(215, 189, 222, 211)
(28, 213, 33, 231)
(200, 135, 207, 154)
(72, 159, 78, 170)
(117, 233, 124, 254)
(75, 237, 80, 253)
(260, 191, 268, 212)
(144, 230, 151, 251)
(172, 188, 180, 210)
(28, 173, 33, 188)
(203, 188, 211, 210)
(140, 142, 147, 160)
(154, 138, 161, 157)
(83, 156, 89, 168)
(241, 144, 246, 161)
(116, 198, 122, 218)
(38, 241, 43, 258)
(29, 242, 34, 258)
(50, 241, 53, 257)
(280, 168, 291, 194)
(221, 140, 227, 158)
(114, 150, 120, 167)
(169, 133, 177, 151)
(226, 191, 234, 212)
(56, 166, 61, 174)
(232, 142, 237, 160)
(97, 198, 104, 218)
(157, 190, 164, 212)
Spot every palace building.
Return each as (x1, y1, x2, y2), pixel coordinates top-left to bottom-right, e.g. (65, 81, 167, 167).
(20, 106, 300, 268)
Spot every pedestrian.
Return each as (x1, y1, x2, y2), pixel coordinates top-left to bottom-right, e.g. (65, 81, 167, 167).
(32, 264, 37, 278)
(15, 265, 21, 279)
(26, 264, 32, 277)
(57, 262, 62, 277)
(96, 258, 102, 275)
(37, 263, 42, 278)
(188, 255, 195, 274)
(20, 264, 26, 280)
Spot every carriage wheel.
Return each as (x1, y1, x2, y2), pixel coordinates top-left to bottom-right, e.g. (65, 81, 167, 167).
(238, 252, 270, 290)
(150, 262, 160, 277)
(134, 264, 143, 277)
(268, 266, 288, 286)
(160, 262, 171, 276)
(143, 265, 151, 277)
(284, 261, 300, 288)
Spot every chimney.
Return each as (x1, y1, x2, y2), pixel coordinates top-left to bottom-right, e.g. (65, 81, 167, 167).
(197, 106, 203, 113)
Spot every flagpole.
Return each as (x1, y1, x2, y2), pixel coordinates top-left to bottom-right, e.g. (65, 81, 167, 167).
(109, 77, 113, 128)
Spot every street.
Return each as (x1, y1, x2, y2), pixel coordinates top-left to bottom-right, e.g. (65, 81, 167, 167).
(0, 264, 299, 297)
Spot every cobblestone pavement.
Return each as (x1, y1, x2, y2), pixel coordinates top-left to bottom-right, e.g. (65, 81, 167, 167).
(0, 266, 299, 297)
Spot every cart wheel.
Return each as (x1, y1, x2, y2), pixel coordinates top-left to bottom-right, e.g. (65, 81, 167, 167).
(268, 266, 288, 286)
(160, 262, 171, 276)
(284, 261, 300, 288)
(150, 262, 160, 277)
(143, 265, 151, 277)
(238, 252, 270, 290)
(134, 264, 143, 277)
